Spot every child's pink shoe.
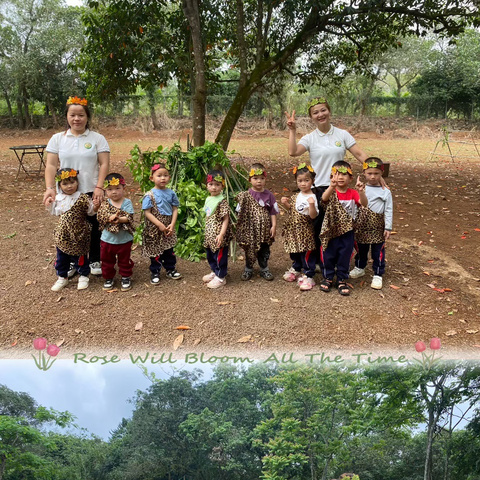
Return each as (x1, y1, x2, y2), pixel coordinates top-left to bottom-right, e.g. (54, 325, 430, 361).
(283, 268, 301, 282)
(202, 272, 215, 283)
(297, 274, 306, 286)
(299, 277, 315, 291)
(207, 276, 226, 289)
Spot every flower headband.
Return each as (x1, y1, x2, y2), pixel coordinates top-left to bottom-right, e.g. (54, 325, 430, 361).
(307, 96, 327, 113)
(151, 164, 167, 173)
(67, 96, 88, 106)
(206, 174, 225, 186)
(249, 168, 267, 177)
(293, 163, 314, 175)
(104, 177, 126, 188)
(362, 160, 384, 171)
(331, 166, 353, 175)
(55, 169, 78, 182)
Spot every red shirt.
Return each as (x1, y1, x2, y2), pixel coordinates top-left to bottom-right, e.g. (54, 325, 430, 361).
(336, 188, 360, 218)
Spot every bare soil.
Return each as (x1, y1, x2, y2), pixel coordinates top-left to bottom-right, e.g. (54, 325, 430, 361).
(1, 122, 479, 359)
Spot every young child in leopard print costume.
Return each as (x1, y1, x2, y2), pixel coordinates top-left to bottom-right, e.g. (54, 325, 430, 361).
(235, 163, 279, 281)
(202, 170, 233, 289)
(350, 157, 393, 290)
(45, 168, 96, 292)
(280, 163, 319, 291)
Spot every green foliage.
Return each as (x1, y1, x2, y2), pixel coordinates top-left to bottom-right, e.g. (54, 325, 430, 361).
(126, 140, 248, 261)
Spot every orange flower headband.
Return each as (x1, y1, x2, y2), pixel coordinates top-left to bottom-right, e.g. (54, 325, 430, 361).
(293, 163, 314, 175)
(67, 96, 88, 106)
(104, 177, 126, 188)
(249, 168, 266, 177)
(55, 169, 78, 182)
(331, 165, 353, 175)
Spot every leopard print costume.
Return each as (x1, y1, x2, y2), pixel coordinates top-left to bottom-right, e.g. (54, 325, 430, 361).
(142, 191, 177, 257)
(97, 200, 135, 235)
(54, 193, 92, 256)
(355, 206, 385, 244)
(203, 198, 233, 252)
(235, 190, 273, 267)
(320, 191, 354, 250)
(282, 193, 316, 254)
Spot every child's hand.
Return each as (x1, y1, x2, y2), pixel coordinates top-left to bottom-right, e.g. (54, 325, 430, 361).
(109, 213, 119, 223)
(284, 110, 296, 130)
(281, 196, 289, 205)
(307, 196, 315, 204)
(270, 225, 276, 238)
(93, 198, 101, 208)
(157, 222, 167, 233)
(356, 176, 365, 192)
(329, 175, 338, 188)
(164, 223, 174, 236)
(215, 233, 224, 248)
(384, 230, 390, 240)
(45, 197, 54, 206)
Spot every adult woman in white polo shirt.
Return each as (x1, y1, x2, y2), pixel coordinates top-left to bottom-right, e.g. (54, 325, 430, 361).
(43, 97, 110, 275)
(285, 97, 368, 261)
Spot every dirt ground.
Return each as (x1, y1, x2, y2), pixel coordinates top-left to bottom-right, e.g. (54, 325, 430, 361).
(0, 122, 479, 360)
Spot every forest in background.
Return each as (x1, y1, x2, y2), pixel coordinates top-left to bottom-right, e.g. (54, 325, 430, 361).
(0, 0, 479, 147)
(1, 364, 480, 480)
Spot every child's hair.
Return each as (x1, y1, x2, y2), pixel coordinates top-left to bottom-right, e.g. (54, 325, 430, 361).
(362, 156, 384, 171)
(293, 163, 316, 181)
(55, 168, 78, 184)
(151, 162, 168, 173)
(206, 169, 225, 186)
(104, 172, 126, 188)
(331, 160, 353, 177)
(249, 162, 267, 178)
(307, 96, 331, 116)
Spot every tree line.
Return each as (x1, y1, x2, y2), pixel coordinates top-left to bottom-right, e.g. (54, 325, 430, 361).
(1, 363, 480, 480)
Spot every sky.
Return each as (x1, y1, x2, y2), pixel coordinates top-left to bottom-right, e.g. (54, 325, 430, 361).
(0, 360, 209, 440)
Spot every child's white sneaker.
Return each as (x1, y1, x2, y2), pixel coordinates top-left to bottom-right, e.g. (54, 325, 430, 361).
(283, 268, 301, 282)
(299, 277, 315, 291)
(51, 277, 68, 292)
(371, 275, 383, 289)
(77, 275, 89, 290)
(207, 276, 226, 289)
(297, 274, 306, 286)
(202, 272, 216, 283)
(349, 267, 365, 278)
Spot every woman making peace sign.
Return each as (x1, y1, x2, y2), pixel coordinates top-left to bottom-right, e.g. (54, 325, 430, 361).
(285, 97, 369, 262)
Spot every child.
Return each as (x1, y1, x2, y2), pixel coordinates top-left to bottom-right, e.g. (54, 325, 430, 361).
(46, 168, 95, 291)
(280, 163, 319, 291)
(235, 163, 279, 281)
(96, 173, 135, 292)
(320, 160, 367, 295)
(202, 170, 233, 289)
(350, 157, 393, 290)
(142, 163, 182, 284)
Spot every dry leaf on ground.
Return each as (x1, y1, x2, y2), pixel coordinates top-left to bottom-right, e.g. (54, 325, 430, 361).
(217, 301, 233, 305)
(466, 329, 479, 334)
(135, 322, 143, 331)
(175, 325, 191, 330)
(173, 334, 184, 350)
(270, 298, 280, 303)
(445, 330, 457, 336)
(237, 335, 253, 343)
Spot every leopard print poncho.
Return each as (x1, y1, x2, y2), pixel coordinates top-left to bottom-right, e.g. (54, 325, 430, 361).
(235, 190, 274, 267)
(142, 191, 177, 257)
(354, 206, 385, 244)
(53, 193, 92, 256)
(203, 198, 233, 252)
(97, 200, 135, 236)
(282, 193, 316, 254)
(320, 191, 354, 251)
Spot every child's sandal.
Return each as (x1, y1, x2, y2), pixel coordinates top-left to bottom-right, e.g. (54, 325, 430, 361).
(337, 282, 352, 296)
(319, 278, 333, 292)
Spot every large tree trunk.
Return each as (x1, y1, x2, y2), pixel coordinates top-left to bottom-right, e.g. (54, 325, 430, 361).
(146, 87, 160, 130)
(424, 408, 435, 480)
(182, 0, 206, 146)
(22, 85, 32, 128)
(2, 89, 14, 127)
(16, 97, 25, 129)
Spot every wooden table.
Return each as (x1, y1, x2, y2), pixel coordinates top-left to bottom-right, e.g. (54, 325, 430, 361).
(9, 144, 47, 178)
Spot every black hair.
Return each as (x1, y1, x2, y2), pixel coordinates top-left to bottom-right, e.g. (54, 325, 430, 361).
(105, 172, 125, 182)
(294, 166, 316, 181)
(332, 160, 353, 176)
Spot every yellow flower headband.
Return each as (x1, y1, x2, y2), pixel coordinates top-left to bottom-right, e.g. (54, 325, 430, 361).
(55, 169, 78, 182)
(307, 96, 327, 113)
(104, 176, 126, 188)
(331, 166, 353, 175)
(249, 168, 266, 178)
(362, 159, 384, 171)
(293, 163, 314, 175)
(67, 96, 88, 106)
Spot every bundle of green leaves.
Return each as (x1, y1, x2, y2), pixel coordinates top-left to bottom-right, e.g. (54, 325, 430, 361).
(127, 141, 248, 261)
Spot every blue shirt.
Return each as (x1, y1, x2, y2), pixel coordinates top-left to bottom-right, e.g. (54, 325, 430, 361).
(100, 198, 135, 245)
(142, 188, 180, 215)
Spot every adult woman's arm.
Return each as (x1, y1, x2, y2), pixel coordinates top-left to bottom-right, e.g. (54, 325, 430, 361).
(347, 143, 369, 165)
(285, 111, 307, 157)
(93, 151, 110, 203)
(43, 152, 59, 205)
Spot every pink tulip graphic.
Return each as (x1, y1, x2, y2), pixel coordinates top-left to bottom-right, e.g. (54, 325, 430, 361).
(31, 338, 61, 371)
(33, 337, 47, 350)
(413, 337, 442, 370)
(415, 341, 426, 353)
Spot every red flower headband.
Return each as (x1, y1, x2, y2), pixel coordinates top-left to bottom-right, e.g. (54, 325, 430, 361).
(206, 174, 225, 186)
(151, 164, 168, 173)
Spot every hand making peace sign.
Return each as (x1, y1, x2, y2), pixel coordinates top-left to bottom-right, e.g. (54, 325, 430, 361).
(284, 110, 296, 130)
